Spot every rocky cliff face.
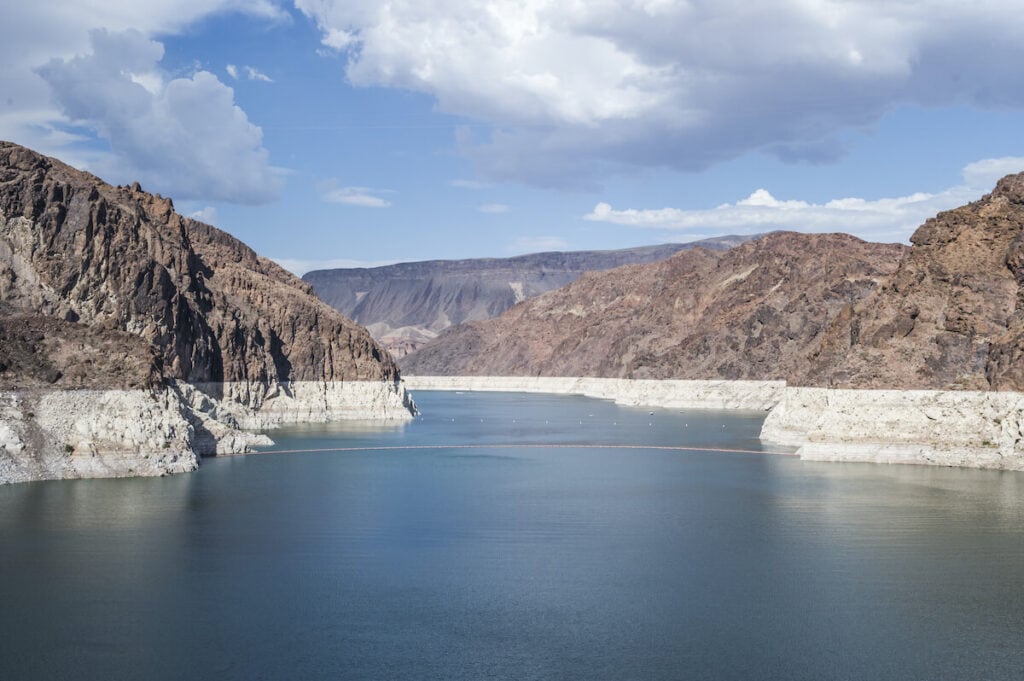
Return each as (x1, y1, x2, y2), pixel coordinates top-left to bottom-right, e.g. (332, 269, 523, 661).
(304, 237, 753, 357)
(0, 141, 413, 483)
(808, 173, 1024, 390)
(0, 141, 399, 402)
(403, 232, 905, 380)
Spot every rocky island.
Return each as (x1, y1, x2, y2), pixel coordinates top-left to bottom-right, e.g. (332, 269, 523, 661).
(0, 142, 414, 484)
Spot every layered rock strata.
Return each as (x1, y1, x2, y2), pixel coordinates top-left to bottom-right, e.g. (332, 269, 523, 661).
(0, 142, 414, 483)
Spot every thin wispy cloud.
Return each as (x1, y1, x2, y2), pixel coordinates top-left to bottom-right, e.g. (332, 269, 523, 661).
(509, 236, 569, 253)
(226, 64, 273, 82)
(584, 157, 1024, 243)
(478, 203, 510, 214)
(320, 184, 393, 208)
(450, 179, 491, 189)
(245, 66, 272, 82)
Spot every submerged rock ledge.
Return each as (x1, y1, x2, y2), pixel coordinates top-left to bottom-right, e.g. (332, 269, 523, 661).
(0, 381, 415, 485)
(403, 376, 1024, 471)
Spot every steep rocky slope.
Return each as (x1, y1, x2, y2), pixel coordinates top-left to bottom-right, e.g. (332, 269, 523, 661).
(403, 232, 905, 380)
(0, 141, 398, 396)
(808, 173, 1024, 390)
(0, 141, 413, 483)
(304, 236, 753, 357)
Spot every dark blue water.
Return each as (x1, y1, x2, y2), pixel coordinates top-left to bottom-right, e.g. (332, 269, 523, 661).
(1, 391, 1023, 680)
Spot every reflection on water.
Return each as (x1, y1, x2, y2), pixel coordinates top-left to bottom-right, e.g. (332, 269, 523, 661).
(1, 390, 1023, 681)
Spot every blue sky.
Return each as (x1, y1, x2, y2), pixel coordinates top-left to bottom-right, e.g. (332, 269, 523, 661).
(3, 1, 1024, 274)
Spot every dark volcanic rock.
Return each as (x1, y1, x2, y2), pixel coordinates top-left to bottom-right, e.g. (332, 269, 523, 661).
(403, 232, 905, 381)
(304, 237, 754, 357)
(0, 141, 397, 399)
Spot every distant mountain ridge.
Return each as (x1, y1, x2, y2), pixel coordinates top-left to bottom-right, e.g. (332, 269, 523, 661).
(304, 236, 755, 357)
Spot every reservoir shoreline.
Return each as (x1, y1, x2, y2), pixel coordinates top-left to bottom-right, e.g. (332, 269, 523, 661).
(0, 380, 415, 485)
(403, 376, 1024, 471)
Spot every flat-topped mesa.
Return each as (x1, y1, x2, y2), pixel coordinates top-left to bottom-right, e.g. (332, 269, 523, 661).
(0, 141, 413, 483)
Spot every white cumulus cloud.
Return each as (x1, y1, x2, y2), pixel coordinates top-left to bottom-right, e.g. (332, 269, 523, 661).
(584, 157, 1024, 243)
(0, 2, 287, 201)
(296, 0, 1024, 187)
(36, 29, 285, 204)
(189, 206, 219, 224)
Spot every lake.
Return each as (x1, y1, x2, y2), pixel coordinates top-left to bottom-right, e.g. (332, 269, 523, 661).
(1, 390, 1023, 680)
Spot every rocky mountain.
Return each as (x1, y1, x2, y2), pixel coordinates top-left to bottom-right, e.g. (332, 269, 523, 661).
(808, 172, 1024, 390)
(0, 141, 412, 483)
(402, 232, 906, 380)
(303, 236, 753, 357)
(406, 175, 1024, 392)
(0, 141, 398, 394)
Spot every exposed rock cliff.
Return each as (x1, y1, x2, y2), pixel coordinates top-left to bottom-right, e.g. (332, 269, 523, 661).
(809, 173, 1024, 390)
(304, 236, 753, 357)
(0, 141, 413, 483)
(403, 232, 905, 381)
(0, 142, 399, 396)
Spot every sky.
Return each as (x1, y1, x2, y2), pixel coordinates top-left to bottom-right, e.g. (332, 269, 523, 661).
(3, 1, 1024, 275)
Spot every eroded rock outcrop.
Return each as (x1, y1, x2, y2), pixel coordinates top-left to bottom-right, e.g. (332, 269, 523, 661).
(0, 141, 413, 483)
(810, 173, 1024, 390)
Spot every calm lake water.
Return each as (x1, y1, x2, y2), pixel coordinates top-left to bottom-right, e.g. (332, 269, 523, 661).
(2, 390, 1023, 680)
